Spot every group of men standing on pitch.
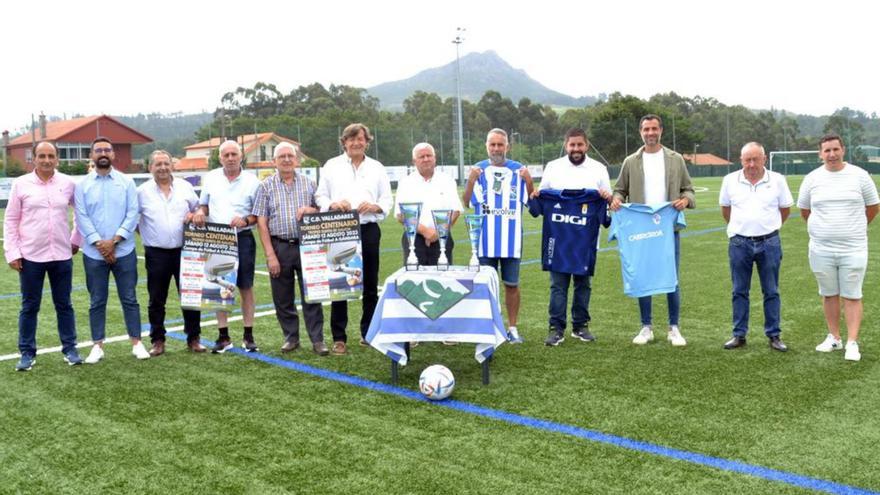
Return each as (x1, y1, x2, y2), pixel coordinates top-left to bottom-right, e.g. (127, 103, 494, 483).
(453, 115, 877, 362)
(5, 114, 879, 372)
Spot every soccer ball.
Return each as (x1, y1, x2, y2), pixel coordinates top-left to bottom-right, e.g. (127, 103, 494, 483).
(419, 365, 455, 400)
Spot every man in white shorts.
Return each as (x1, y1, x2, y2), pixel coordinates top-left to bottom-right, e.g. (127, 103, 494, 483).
(797, 133, 879, 362)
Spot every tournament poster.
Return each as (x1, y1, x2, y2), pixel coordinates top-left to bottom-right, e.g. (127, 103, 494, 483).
(179, 222, 239, 311)
(299, 211, 363, 303)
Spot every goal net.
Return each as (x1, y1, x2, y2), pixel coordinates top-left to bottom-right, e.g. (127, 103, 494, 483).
(768, 150, 821, 175)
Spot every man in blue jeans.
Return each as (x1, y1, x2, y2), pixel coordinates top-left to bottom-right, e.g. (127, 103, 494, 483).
(74, 137, 149, 363)
(611, 115, 695, 347)
(719, 142, 793, 351)
(5, 141, 83, 370)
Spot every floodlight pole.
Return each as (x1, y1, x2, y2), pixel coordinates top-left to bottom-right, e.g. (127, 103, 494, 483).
(453, 28, 466, 185)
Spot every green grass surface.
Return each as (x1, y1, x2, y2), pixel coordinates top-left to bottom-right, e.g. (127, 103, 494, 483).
(1, 175, 879, 494)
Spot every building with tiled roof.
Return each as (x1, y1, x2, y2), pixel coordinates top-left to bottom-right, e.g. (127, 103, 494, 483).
(4, 114, 153, 172)
(180, 132, 302, 170)
(682, 152, 733, 166)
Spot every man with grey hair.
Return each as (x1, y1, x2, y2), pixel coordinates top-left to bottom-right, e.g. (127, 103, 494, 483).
(461, 128, 535, 344)
(138, 150, 204, 355)
(719, 142, 793, 352)
(253, 142, 328, 355)
(394, 142, 462, 265)
(316, 123, 392, 354)
(192, 139, 261, 353)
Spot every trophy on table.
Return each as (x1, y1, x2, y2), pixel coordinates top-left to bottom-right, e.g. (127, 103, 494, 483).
(399, 202, 423, 270)
(464, 214, 484, 271)
(431, 209, 453, 269)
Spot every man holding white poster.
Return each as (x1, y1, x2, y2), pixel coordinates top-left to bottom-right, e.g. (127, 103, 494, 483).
(253, 143, 328, 356)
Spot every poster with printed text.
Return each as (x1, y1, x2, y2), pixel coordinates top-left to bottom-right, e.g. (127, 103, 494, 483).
(179, 222, 239, 311)
(299, 211, 363, 303)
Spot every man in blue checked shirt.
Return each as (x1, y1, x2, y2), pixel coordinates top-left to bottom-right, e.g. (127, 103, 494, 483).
(253, 143, 328, 356)
(74, 137, 149, 363)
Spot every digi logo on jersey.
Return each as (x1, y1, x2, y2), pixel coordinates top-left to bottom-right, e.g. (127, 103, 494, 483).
(551, 213, 587, 225)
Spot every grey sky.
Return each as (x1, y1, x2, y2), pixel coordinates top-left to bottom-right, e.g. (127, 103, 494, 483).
(3, 0, 876, 133)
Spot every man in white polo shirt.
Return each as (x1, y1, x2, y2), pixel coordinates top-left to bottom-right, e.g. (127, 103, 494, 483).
(719, 142, 793, 352)
(192, 140, 261, 354)
(394, 142, 462, 265)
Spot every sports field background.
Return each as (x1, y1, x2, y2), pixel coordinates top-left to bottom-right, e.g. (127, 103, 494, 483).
(1, 175, 879, 494)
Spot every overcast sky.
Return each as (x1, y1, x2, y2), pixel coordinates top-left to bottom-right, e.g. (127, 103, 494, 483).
(3, 0, 877, 134)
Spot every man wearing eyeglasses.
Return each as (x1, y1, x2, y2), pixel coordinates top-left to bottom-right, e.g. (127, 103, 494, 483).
(253, 143, 328, 355)
(137, 150, 204, 356)
(74, 137, 149, 363)
(191, 140, 260, 353)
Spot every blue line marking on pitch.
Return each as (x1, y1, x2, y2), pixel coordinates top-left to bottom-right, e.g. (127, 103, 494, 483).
(165, 332, 878, 495)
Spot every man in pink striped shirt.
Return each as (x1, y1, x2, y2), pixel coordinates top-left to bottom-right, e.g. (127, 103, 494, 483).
(4, 141, 83, 371)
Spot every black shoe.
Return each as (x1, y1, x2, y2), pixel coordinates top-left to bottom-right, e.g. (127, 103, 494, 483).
(212, 339, 233, 354)
(571, 326, 596, 342)
(769, 336, 788, 352)
(241, 339, 259, 353)
(544, 328, 564, 346)
(723, 336, 747, 350)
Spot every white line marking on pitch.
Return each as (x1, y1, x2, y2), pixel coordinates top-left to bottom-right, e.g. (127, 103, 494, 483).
(0, 309, 277, 362)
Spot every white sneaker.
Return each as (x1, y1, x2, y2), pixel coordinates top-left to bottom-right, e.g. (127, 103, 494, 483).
(845, 341, 861, 362)
(132, 342, 151, 360)
(815, 333, 843, 353)
(84, 345, 104, 364)
(508, 326, 524, 344)
(632, 325, 654, 345)
(668, 325, 687, 347)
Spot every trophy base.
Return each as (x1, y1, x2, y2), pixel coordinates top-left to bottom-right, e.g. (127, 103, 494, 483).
(468, 253, 480, 272)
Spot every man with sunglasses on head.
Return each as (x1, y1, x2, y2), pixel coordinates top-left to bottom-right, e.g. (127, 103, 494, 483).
(75, 137, 149, 363)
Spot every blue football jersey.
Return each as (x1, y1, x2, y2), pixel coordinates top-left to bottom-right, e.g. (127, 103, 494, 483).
(469, 159, 528, 258)
(528, 189, 609, 275)
(608, 203, 686, 297)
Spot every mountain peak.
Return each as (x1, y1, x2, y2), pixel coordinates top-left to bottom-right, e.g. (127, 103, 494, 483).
(368, 51, 594, 110)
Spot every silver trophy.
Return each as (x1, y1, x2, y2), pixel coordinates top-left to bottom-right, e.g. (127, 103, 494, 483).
(399, 202, 423, 270)
(432, 209, 453, 268)
(465, 214, 484, 271)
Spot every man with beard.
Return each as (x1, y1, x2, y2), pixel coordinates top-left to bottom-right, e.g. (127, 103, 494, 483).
(316, 123, 392, 355)
(5, 141, 83, 370)
(534, 128, 611, 346)
(192, 140, 260, 353)
(394, 142, 462, 265)
(462, 128, 535, 344)
(610, 114, 695, 347)
(75, 137, 149, 363)
(137, 150, 204, 356)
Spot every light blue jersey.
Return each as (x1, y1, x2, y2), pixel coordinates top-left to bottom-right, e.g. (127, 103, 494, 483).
(608, 203, 686, 297)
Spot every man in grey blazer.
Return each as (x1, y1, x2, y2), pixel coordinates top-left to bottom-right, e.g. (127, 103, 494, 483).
(610, 114, 695, 347)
